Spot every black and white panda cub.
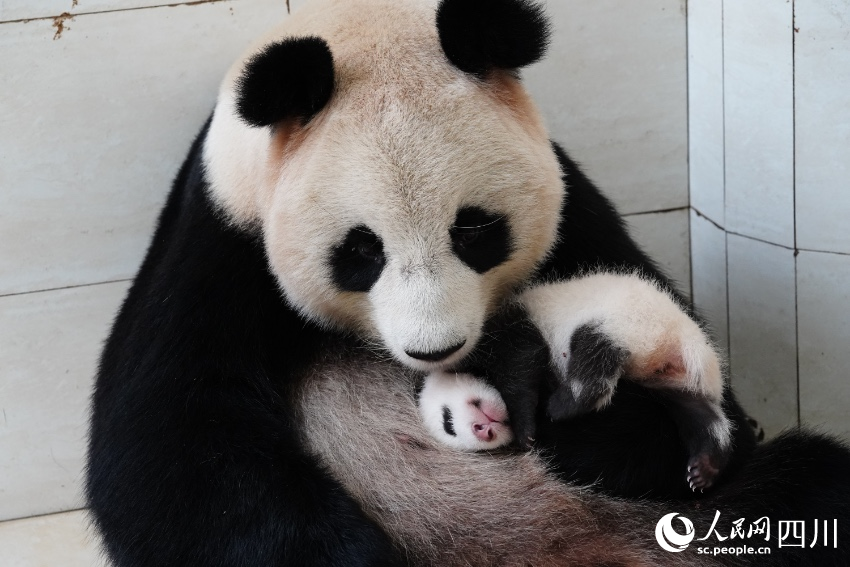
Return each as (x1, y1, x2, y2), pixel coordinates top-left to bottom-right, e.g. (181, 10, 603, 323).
(419, 272, 729, 491)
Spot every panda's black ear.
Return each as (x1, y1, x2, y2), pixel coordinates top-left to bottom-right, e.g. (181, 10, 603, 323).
(436, 0, 550, 77)
(235, 36, 334, 127)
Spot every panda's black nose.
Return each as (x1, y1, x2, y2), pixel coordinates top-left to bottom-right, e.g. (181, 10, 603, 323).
(405, 341, 466, 362)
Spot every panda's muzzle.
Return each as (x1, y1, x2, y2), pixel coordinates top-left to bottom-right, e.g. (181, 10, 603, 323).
(404, 340, 466, 362)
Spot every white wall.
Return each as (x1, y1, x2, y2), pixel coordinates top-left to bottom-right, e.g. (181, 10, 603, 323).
(688, 0, 850, 439)
(0, 0, 287, 523)
(526, 0, 692, 295)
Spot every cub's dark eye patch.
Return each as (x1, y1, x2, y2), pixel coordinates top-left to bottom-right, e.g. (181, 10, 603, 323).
(330, 225, 386, 292)
(450, 206, 512, 273)
(442, 406, 457, 436)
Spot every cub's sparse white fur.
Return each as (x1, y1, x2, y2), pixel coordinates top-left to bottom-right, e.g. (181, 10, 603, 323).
(419, 372, 513, 450)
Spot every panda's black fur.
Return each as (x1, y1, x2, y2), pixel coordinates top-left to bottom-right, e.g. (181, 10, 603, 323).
(235, 37, 335, 127)
(436, 0, 550, 77)
(87, 0, 850, 565)
(88, 122, 400, 565)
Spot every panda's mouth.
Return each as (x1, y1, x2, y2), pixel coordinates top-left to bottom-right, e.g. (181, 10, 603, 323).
(403, 340, 466, 363)
(395, 339, 474, 372)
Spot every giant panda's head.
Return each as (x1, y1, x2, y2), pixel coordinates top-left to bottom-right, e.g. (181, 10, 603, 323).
(204, 0, 563, 371)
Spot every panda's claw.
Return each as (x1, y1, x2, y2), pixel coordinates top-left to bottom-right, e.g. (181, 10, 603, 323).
(686, 452, 721, 492)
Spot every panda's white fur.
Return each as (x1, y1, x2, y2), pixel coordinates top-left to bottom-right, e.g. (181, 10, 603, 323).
(522, 274, 732, 454)
(204, 0, 563, 369)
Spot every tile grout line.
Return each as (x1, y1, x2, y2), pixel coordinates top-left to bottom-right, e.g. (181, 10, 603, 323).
(0, 279, 132, 299)
(721, 0, 733, 381)
(792, 0, 802, 429)
(684, 0, 694, 302)
(0, 507, 87, 526)
(0, 0, 232, 26)
(694, 218, 850, 258)
(622, 205, 690, 218)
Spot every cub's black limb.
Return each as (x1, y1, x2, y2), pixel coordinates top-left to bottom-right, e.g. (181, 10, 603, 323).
(546, 323, 629, 421)
(658, 388, 734, 492)
(537, 382, 756, 500)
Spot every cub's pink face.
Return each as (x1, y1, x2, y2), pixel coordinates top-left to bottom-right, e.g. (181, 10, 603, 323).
(419, 372, 514, 451)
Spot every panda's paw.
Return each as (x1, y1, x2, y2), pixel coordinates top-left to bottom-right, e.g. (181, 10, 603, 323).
(546, 323, 628, 421)
(687, 454, 719, 492)
(660, 389, 733, 492)
(418, 372, 514, 451)
(686, 443, 731, 492)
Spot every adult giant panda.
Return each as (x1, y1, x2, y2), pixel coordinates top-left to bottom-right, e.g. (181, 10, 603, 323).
(87, 0, 850, 565)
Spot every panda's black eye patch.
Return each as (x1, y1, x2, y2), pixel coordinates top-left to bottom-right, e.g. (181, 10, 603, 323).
(442, 406, 457, 436)
(330, 225, 386, 292)
(450, 206, 512, 273)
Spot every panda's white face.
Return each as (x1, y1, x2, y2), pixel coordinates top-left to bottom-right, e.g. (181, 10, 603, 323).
(204, 0, 563, 370)
(263, 88, 561, 369)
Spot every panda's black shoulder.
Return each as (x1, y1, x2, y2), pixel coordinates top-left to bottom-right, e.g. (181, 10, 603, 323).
(88, 121, 399, 567)
(99, 119, 316, 372)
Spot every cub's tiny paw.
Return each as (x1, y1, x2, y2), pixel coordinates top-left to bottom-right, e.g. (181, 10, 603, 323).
(418, 372, 514, 451)
(686, 453, 722, 492)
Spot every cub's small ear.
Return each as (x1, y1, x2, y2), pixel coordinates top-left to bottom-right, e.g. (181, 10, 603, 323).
(235, 36, 334, 127)
(436, 0, 550, 77)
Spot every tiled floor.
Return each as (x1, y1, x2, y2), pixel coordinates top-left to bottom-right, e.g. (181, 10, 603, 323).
(0, 510, 103, 567)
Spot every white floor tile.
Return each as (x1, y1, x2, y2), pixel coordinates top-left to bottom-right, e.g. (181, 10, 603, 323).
(689, 210, 728, 355)
(723, 0, 795, 247)
(727, 234, 798, 438)
(687, 0, 724, 226)
(0, 0, 286, 296)
(624, 209, 691, 299)
(0, 510, 104, 567)
(525, 0, 688, 216)
(0, 282, 130, 521)
(797, 251, 850, 439)
(794, 0, 850, 255)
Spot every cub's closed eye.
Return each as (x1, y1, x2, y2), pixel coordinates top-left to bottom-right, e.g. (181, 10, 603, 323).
(450, 206, 512, 273)
(330, 225, 386, 292)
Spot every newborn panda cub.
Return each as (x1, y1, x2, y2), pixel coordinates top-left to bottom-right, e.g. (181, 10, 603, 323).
(419, 274, 731, 492)
(419, 372, 514, 451)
